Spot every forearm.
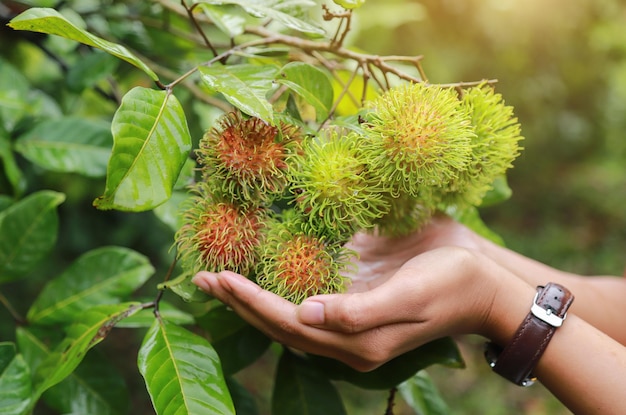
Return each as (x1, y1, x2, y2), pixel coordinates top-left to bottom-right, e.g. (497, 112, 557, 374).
(479, 237, 626, 344)
(486, 273, 626, 414)
(535, 314, 626, 414)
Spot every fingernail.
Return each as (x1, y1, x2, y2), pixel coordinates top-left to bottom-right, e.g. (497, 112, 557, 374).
(191, 272, 216, 293)
(297, 300, 325, 325)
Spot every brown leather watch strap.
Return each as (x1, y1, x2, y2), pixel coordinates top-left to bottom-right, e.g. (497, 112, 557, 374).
(485, 282, 574, 386)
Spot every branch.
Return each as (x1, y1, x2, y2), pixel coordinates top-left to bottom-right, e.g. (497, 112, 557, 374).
(245, 25, 424, 85)
(183, 1, 220, 58)
(384, 387, 397, 415)
(156, 0, 497, 113)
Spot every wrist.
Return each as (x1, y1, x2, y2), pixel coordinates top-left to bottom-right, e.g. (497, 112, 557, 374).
(485, 283, 575, 386)
(479, 267, 536, 346)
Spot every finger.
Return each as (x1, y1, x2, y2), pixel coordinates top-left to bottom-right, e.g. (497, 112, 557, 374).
(297, 248, 474, 333)
(192, 271, 354, 355)
(297, 266, 423, 333)
(193, 270, 295, 334)
(192, 271, 431, 371)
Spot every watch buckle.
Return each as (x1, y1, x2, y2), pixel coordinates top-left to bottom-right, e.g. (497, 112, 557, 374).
(530, 292, 566, 327)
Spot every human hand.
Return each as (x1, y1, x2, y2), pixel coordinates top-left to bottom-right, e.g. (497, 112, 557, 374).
(192, 242, 532, 371)
(343, 214, 483, 292)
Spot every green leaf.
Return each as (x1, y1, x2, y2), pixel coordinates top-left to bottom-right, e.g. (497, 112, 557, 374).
(0, 190, 65, 283)
(0, 57, 30, 133)
(158, 272, 212, 303)
(480, 175, 513, 207)
(33, 303, 143, 398)
(93, 87, 192, 211)
(446, 205, 505, 246)
(196, 305, 272, 375)
(15, 327, 59, 383)
(272, 349, 347, 415)
(226, 377, 259, 415)
(16, 327, 65, 382)
(15, 117, 113, 178)
(277, 62, 333, 122)
(198, 4, 248, 38)
(8, 8, 158, 81)
(0, 343, 32, 415)
(309, 337, 464, 390)
(138, 319, 235, 415)
(67, 51, 120, 92)
(153, 190, 192, 232)
(398, 371, 450, 415)
(333, 0, 366, 9)
(153, 156, 195, 230)
(0, 134, 26, 197)
(198, 0, 324, 35)
(16, 328, 131, 415)
(199, 64, 279, 121)
(0, 196, 14, 212)
(44, 349, 131, 415)
(27, 247, 154, 325)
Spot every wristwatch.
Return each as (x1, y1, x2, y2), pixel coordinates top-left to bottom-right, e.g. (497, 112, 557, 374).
(484, 282, 574, 386)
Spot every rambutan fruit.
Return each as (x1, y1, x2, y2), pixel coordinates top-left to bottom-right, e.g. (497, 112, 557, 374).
(256, 210, 352, 304)
(437, 84, 523, 206)
(196, 111, 302, 205)
(174, 182, 268, 276)
(363, 82, 475, 197)
(372, 191, 436, 237)
(289, 130, 389, 241)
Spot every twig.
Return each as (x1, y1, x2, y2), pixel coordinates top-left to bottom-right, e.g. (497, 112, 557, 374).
(157, 0, 498, 115)
(322, 4, 353, 48)
(245, 26, 423, 85)
(183, 1, 220, 58)
(384, 387, 397, 415)
(154, 255, 178, 318)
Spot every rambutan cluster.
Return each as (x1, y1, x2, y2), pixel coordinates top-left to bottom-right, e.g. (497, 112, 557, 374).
(175, 82, 523, 303)
(362, 82, 523, 236)
(174, 112, 353, 304)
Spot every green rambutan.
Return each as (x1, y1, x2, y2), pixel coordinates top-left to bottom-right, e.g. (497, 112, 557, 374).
(372, 191, 437, 237)
(289, 130, 389, 241)
(363, 82, 475, 196)
(256, 210, 352, 304)
(174, 182, 267, 276)
(438, 84, 523, 206)
(196, 111, 302, 205)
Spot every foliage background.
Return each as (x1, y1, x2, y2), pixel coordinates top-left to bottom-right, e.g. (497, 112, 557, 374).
(351, 0, 625, 413)
(1, 0, 624, 414)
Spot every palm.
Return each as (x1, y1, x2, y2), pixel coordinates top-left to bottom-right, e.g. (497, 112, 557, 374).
(344, 217, 479, 292)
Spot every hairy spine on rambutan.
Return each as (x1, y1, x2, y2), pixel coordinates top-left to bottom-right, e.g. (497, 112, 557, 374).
(372, 190, 437, 237)
(436, 84, 523, 207)
(174, 182, 268, 276)
(196, 111, 303, 205)
(363, 82, 475, 197)
(289, 130, 390, 241)
(256, 211, 352, 304)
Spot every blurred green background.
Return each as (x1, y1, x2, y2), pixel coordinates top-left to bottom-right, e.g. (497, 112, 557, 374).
(1, 0, 625, 413)
(352, 0, 626, 278)
(344, 0, 625, 413)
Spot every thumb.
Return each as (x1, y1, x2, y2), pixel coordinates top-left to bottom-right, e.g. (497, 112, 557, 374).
(296, 281, 418, 333)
